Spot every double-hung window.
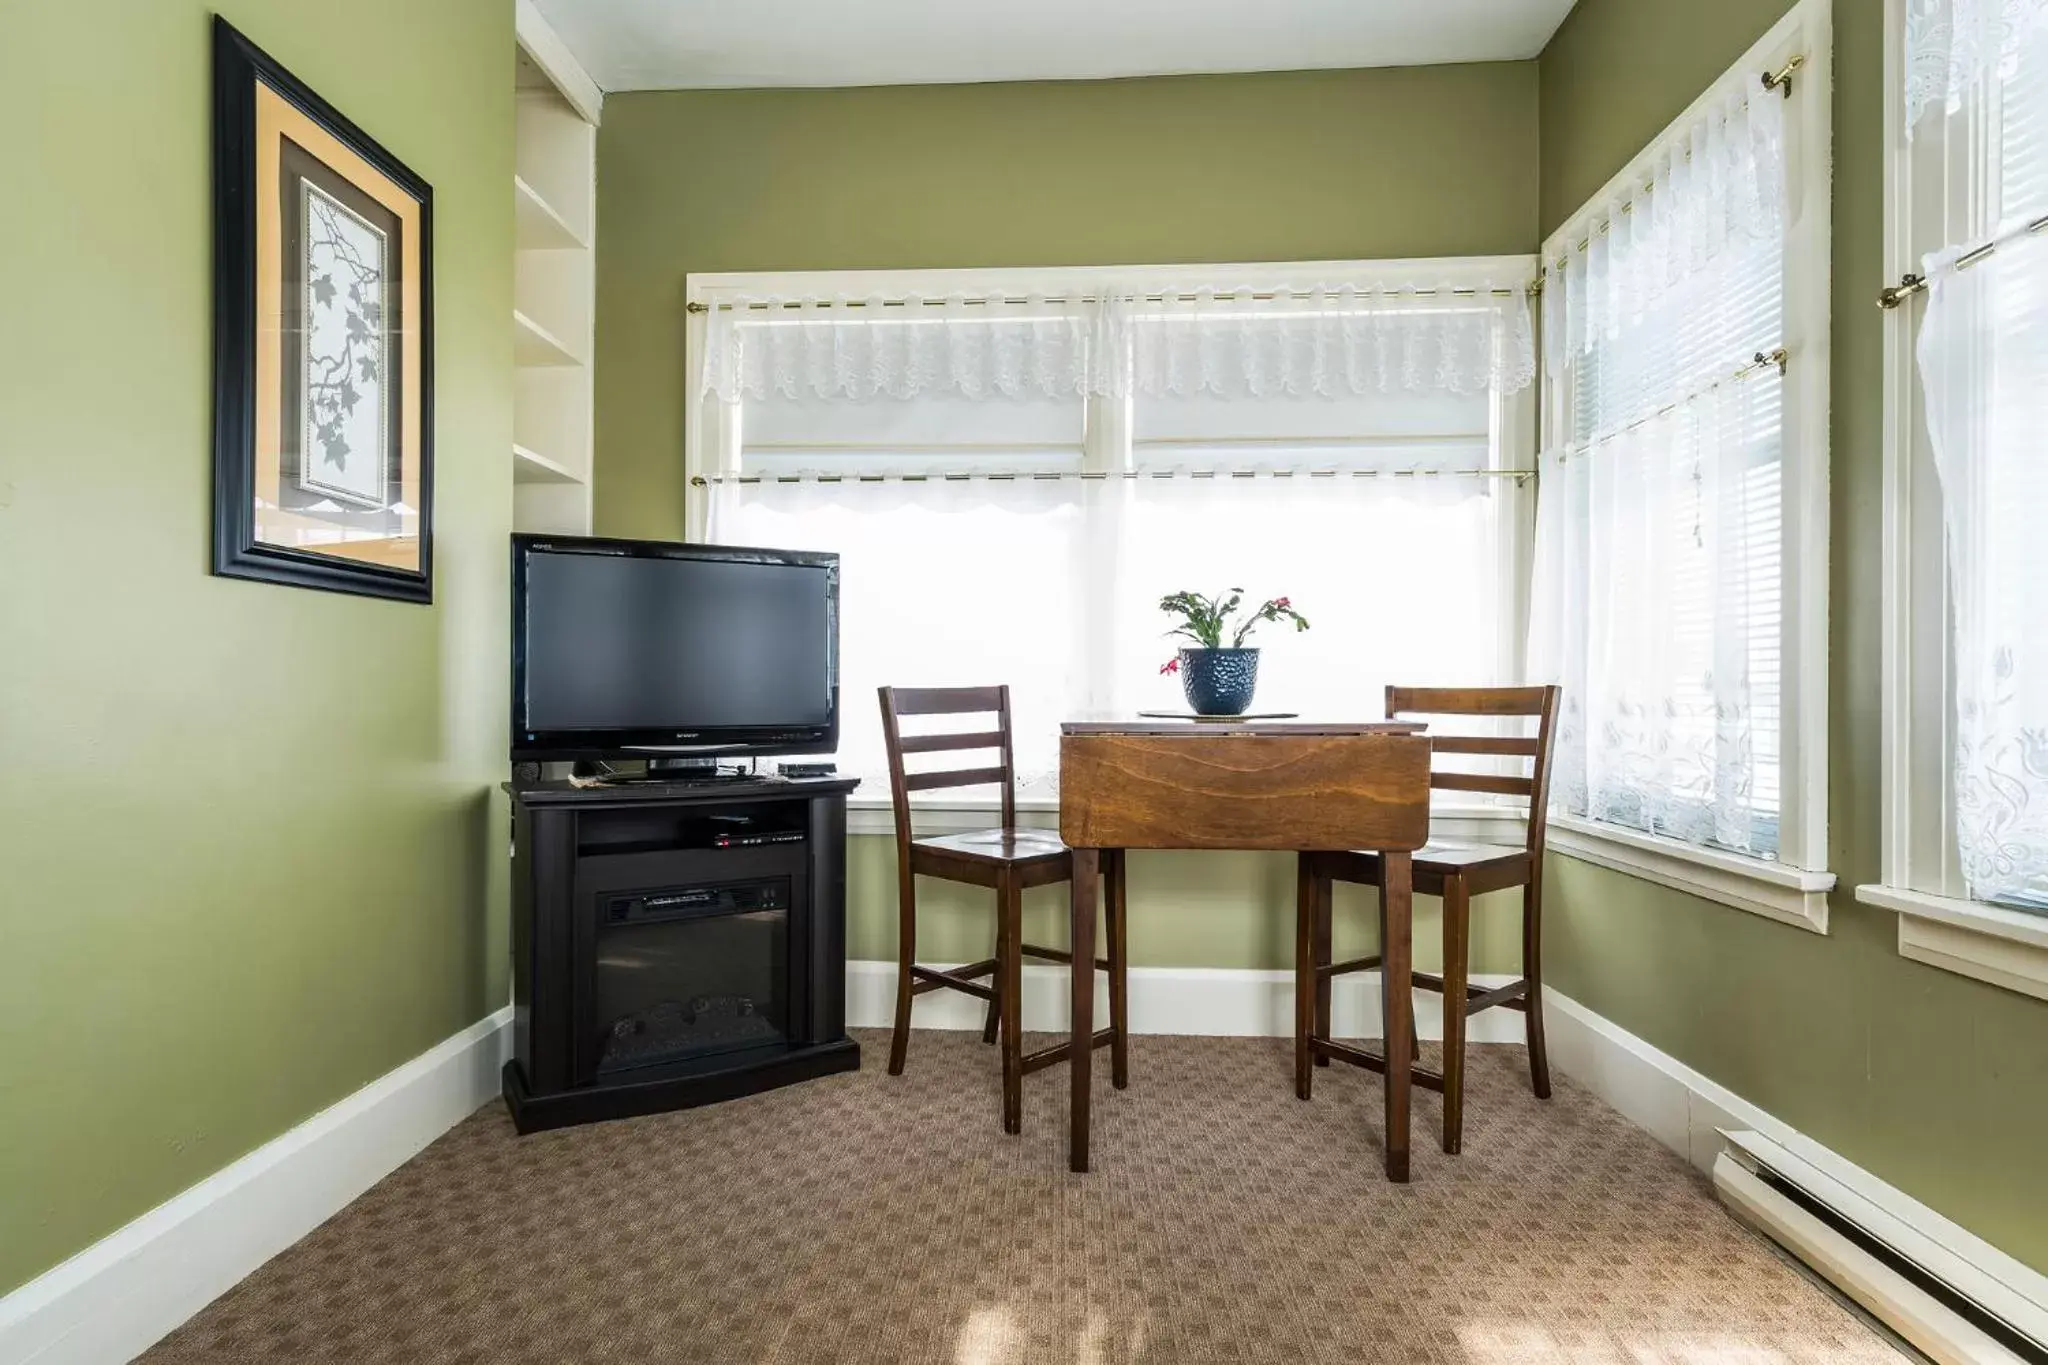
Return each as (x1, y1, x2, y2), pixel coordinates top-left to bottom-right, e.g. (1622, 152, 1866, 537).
(685, 262, 1538, 811)
(1529, 0, 1835, 929)
(1863, 0, 2048, 993)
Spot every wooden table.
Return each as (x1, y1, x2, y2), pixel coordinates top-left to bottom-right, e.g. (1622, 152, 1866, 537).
(1058, 720, 1432, 1179)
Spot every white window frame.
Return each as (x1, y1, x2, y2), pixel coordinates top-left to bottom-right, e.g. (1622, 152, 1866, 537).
(1857, 0, 2048, 999)
(1536, 0, 1837, 933)
(683, 257, 1538, 840)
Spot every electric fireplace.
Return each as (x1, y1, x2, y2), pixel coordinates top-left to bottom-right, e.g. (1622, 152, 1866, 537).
(504, 779, 859, 1132)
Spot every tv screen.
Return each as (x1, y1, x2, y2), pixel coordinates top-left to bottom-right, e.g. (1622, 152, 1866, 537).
(512, 535, 838, 760)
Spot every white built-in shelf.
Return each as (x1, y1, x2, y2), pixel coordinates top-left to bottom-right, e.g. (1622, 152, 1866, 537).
(514, 175, 588, 251)
(513, 309, 582, 368)
(514, 9, 597, 537)
(513, 442, 583, 485)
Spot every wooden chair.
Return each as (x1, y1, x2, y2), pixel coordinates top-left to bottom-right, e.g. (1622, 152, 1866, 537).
(878, 685, 1127, 1134)
(1296, 684, 1560, 1155)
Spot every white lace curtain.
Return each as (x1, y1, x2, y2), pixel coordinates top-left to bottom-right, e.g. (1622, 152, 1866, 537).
(1529, 79, 1789, 859)
(1541, 85, 1785, 384)
(1904, 0, 2048, 132)
(698, 283, 1536, 405)
(707, 473, 1510, 798)
(1911, 7, 2048, 909)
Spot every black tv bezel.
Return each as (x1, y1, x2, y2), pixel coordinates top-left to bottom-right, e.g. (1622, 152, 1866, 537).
(510, 532, 840, 763)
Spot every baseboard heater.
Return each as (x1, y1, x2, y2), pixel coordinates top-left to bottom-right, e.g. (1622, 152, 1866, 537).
(1714, 1131, 2048, 1364)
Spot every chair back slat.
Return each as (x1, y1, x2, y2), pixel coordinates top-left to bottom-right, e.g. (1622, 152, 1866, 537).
(1385, 684, 1562, 857)
(1430, 772, 1536, 797)
(904, 766, 1010, 793)
(1386, 685, 1555, 718)
(878, 685, 1018, 847)
(1429, 735, 1541, 758)
(887, 686, 1007, 716)
(897, 730, 1007, 755)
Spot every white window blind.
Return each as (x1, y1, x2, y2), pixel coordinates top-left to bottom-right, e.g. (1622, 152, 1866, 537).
(690, 266, 1536, 800)
(1902, 1, 2048, 911)
(1530, 14, 1829, 870)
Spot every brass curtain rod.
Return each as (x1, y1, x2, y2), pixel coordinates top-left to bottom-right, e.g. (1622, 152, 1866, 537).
(1560, 346, 1788, 456)
(1762, 54, 1806, 97)
(1878, 211, 2048, 309)
(686, 284, 1529, 315)
(1546, 58, 1805, 267)
(748, 433, 1484, 454)
(690, 468, 1535, 486)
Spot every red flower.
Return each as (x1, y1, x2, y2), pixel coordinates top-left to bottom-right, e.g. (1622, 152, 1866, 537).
(1159, 657, 1180, 675)
(1275, 597, 1291, 608)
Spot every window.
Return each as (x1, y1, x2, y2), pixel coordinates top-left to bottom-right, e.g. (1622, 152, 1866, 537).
(1528, 0, 1834, 929)
(685, 263, 1537, 805)
(1864, 0, 2048, 994)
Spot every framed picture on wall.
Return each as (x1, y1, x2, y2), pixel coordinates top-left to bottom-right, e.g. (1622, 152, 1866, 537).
(210, 16, 434, 603)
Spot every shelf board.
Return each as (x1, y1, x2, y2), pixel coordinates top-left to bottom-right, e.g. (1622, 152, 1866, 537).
(514, 174, 587, 251)
(513, 309, 582, 368)
(513, 442, 583, 485)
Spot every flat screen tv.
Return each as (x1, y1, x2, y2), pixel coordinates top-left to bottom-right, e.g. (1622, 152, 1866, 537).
(511, 534, 838, 762)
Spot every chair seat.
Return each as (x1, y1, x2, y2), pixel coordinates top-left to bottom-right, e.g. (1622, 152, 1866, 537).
(1415, 842, 1529, 873)
(1326, 842, 1532, 896)
(913, 827, 1070, 866)
(1344, 841, 1527, 871)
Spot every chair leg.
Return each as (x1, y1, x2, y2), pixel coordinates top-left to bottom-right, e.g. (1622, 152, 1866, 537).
(980, 913, 1001, 1047)
(1373, 883, 1418, 1059)
(1295, 856, 1317, 1101)
(1523, 876, 1552, 1099)
(999, 869, 1024, 1134)
(1441, 874, 1471, 1155)
(1312, 862, 1333, 1068)
(1106, 850, 1129, 1090)
(888, 867, 918, 1076)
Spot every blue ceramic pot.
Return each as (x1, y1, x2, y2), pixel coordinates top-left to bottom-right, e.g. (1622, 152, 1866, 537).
(1179, 647, 1261, 716)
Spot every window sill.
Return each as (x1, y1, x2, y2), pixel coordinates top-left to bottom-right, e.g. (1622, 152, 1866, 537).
(847, 796, 1059, 837)
(846, 795, 1528, 845)
(1855, 884, 2048, 1002)
(1546, 814, 1835, 933)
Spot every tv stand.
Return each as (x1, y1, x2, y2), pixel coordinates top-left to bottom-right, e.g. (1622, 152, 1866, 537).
(502, 775, 861, 1134)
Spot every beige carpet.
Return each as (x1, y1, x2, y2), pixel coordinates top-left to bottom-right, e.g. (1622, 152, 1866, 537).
(145, 1030, 1907, 1364)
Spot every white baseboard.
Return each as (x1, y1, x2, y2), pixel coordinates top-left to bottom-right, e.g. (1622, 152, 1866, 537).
(0, 1008, 513, 1365)
(1543, 988, 2048, 1351)
(846, 960, 1528, 1043)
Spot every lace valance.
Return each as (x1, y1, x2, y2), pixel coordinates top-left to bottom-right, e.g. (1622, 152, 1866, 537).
(1905, 0, 2048, 131)
(697, 280, 1536, 405)
(1542, 83, 1785, 380)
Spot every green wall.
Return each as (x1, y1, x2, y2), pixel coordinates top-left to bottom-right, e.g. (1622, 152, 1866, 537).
(591, 64, 1543, 979)
(1541, 0, 2048, 1272)
(0, 0, 512, 1296)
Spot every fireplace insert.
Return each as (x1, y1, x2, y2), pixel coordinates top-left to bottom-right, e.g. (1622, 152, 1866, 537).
(592, 878, 791, 1075)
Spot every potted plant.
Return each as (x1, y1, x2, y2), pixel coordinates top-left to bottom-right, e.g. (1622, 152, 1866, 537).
(1159, 589, 1310, 716)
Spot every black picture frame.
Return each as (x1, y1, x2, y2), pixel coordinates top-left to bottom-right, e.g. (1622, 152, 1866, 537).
(211, 16, 435, 604)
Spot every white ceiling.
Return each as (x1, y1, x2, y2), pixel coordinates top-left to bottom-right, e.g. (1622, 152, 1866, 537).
(532, 0, 1579, 93)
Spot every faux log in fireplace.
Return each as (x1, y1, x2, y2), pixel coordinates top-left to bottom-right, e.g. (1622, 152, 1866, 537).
(502, 777, 861, 1133)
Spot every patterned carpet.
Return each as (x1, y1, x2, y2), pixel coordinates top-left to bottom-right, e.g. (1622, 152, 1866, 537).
(145, 1030, 1907, 1364)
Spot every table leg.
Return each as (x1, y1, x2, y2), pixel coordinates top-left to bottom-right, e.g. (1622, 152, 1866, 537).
(1294, 855, 1316, 1101)
(1381, 848, 1414, 1183)
(1069, 846, 1099, 1173)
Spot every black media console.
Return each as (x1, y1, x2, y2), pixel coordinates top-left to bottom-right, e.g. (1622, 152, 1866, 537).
(502, 776, 861, 1134)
